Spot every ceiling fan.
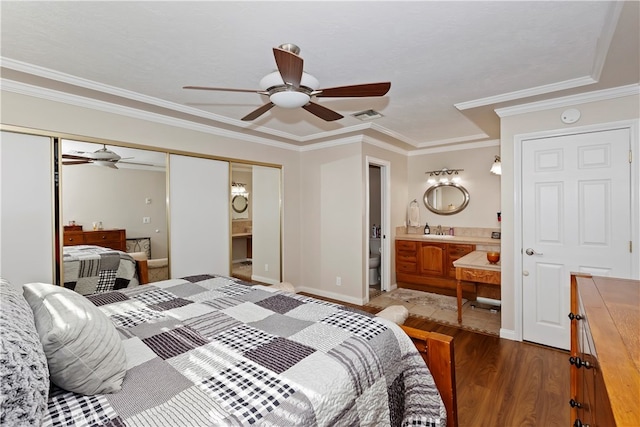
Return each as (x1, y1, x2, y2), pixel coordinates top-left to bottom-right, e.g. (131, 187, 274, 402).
(183, 43, 391, 122)
(62, 144, 127, 169)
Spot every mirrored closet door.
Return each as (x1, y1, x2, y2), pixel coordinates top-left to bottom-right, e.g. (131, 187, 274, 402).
(59, 140, 168, 282)
(230, 163, 281, 285)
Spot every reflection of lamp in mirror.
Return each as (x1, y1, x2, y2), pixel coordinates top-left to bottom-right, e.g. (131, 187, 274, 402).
(231, 182, 248, 197)
(490, 156, 502, 175)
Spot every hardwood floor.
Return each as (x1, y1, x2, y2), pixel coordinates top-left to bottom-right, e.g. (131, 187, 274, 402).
(305, 293, 571, 427)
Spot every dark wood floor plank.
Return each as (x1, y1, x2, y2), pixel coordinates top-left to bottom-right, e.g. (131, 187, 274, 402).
(303, 292, 571, 426)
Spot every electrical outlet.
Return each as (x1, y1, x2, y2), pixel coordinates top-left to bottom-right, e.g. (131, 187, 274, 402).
(336, 276, 342, 286)
(143, 217, 151, 224)
(264, 264, 269, 272)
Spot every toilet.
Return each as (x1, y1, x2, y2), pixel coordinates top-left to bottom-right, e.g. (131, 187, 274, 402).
(369, 238, 381, 285)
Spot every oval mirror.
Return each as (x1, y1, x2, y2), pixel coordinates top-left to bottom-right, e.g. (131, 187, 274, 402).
(423, 182, 470, 215)
(231, 194, 248, 213)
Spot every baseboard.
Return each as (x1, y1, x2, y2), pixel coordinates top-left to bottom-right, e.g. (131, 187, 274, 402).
(250, 274, 279, 286)
(295, 286, 364, 306)
(499, 328, 518, 341)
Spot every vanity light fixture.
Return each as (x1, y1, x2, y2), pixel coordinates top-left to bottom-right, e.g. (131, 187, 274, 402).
(490, 155, 502, 175)
(425, 167, 463, 185)
(231, 182, 248, 196)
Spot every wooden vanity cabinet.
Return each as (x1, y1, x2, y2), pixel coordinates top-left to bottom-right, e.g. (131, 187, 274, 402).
(396, 240, 418, 274)
(396, 239, 475, 294)
(420, 242, 446, 276)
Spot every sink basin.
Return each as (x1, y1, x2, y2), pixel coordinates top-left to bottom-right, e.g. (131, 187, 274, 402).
(421, 234, 455, 239)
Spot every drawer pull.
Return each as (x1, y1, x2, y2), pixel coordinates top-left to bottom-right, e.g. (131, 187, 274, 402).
(569, 399, 582, 408)
(569, 356, 592, 369)
(573, 419, 590, 427)
(568, 312, 583, 321)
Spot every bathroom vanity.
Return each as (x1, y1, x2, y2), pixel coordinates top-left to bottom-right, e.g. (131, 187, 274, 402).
(395, 233, 499, 299)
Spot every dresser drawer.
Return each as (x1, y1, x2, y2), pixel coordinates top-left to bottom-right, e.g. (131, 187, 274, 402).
(85, 231, 119, 244)
(84, 230, 126, 251)
(397, 261, 417, 274)
(63, 231, 86, 245)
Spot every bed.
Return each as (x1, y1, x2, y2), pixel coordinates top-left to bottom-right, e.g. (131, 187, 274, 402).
(62, 245, 141, 294)
(1, 274, 457, 427)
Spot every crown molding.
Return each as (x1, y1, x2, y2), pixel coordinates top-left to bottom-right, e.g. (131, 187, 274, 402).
(408, 139, 500, 156)
(0, 78, 300, 151)
(1, 57, 411, 148)
(495, 84, 639, 118)
(590, 1, 624, 81)
(455, 76, 597, 111)
(297, 135, 364, 152)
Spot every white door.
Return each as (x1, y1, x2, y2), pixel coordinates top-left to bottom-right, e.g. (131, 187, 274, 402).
(522, 127, 632, 350)
(169, 154, 229, 278)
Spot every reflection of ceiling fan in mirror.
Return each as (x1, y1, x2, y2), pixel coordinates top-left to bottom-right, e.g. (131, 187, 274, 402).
(183, 43, 391, 122)
(62, 144, 152, 169)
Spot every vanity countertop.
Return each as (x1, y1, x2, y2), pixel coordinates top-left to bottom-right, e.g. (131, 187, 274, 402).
(232, 232, 252, 238)
(395, 233, 500, 245)
(453, 250, 501, 271)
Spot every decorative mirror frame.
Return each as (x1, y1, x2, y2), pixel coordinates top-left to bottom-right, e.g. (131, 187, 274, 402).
(231, 194, 248, 213)
(423, 182, 470, 215)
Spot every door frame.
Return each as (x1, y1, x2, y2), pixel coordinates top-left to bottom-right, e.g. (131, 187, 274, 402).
(513, 119, 639, 342)
(366, 156, 391, 300)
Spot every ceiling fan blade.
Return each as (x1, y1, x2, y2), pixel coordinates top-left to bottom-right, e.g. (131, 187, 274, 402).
(183, 86, 265, 94)
(62, 153, 91, 161)
(302, 102, 344, 122)
(273, 47, 303, 88)
(241, 102, 275, 121)
(316, 82, 391, 98)
(63, 160, 91, 165)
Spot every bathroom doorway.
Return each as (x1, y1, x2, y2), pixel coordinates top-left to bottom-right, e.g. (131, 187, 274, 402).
(366, 157, 391, 301)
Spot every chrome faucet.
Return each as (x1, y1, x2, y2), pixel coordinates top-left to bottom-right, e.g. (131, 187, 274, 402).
(436, 225, 443, 235)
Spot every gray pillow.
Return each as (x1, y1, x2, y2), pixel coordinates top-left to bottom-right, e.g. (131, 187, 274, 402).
(22, 282, 126, 395)
(0, 278, 49, 426)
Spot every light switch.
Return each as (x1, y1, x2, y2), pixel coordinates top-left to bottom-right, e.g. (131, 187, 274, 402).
(145, 197, 152, 204)
(143, 217, 151, 224)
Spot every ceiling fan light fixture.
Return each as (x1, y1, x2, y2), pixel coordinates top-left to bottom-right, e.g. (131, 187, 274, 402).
(93, 160, 118, 169)
(270, 91, 310, 109)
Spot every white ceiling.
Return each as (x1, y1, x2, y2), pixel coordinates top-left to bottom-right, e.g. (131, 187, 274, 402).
(1, 1, 638, 152)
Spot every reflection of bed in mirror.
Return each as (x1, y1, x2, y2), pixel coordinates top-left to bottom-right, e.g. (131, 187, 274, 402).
(62, 227, 149, 293)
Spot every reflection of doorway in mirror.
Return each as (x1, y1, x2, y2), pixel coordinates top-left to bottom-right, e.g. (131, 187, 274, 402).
(231, 164, 253, 281)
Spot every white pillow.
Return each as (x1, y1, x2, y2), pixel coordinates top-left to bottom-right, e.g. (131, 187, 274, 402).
(22, 283, 126, 395)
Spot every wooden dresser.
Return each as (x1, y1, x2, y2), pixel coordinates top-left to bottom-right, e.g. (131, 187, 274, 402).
(63, 228, 127, 252)
(569, 273, 640, 427)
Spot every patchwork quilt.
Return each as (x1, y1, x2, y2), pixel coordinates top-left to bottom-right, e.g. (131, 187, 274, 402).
(63, 245, 139, 295)
(43, 274, 446, 426)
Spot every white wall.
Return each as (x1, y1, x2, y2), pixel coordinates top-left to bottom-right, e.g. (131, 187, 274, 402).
(299, 143, 363, 302)
(408, 145, 501, 229)
(499, 93, 639, 339)
(62, 164, 168, 258)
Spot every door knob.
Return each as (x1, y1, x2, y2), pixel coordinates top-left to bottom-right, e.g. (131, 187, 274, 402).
(525, 248, 543, 256)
